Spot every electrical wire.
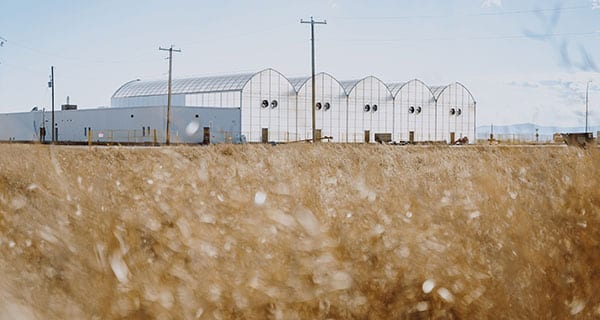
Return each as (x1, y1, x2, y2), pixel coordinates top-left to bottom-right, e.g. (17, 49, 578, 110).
(332, 5, 591, 20)
(320, 31, 598, 43)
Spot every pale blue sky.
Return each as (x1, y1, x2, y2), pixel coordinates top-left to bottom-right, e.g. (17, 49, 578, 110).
(0, 0, 599, 126)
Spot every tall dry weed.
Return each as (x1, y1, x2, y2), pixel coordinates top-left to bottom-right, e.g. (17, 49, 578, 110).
(0, 144, 598, 319)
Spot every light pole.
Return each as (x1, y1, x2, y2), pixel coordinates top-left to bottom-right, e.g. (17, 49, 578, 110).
(586, 80, 592, 133)
(300, 16, 326, 142)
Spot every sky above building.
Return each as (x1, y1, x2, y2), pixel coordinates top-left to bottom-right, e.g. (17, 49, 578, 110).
(0, 0, 599, 127)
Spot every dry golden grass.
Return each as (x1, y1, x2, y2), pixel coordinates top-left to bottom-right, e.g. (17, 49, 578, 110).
(0, 144, 599, 319)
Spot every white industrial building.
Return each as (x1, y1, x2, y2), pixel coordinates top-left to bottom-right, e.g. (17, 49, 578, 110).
(0, 68, 476, 144)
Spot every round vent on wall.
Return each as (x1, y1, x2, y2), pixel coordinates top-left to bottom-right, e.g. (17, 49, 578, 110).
(324, 102, 331, 111)
(271, 100, 278, 108)
(364, 104, 371, 112)
(261, 100, 269, 108)
(408, 106, 415, 114)
(450, 108, 456, 116)
(372, 104, 378, 112)
(416, 106, 422, 114)
(457, 108, 462, 116)
(316, 102, 322, 110)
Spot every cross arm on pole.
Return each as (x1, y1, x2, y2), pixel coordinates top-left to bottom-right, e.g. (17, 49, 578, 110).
(159, 46, 182, 53)
(300, 18, 327, 25)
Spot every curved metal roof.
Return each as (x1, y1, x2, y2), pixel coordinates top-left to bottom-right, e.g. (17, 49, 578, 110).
(289, 72, 348, 95)
(387, 82, 408, 95)
(289, 76, 310, 92)
(388, 79, 436, 99)
(431, 82, 476, 102)
(339, 79, 363, 93)
(112, 70, 261, 98)
(340, 76, 394, 97)
(430, 85, 448, 99)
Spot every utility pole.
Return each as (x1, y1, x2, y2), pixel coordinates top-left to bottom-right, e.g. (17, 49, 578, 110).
(300, 16, 327, 142)
(586, 80, 592, 133)
(159, 45, 181, 145)
(49, 66, 55, 143)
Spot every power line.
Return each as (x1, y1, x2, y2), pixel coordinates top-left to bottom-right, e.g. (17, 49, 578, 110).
(332, 5, 590, 20)
(321, 31, 598, 43)
(467, 5, 589, 16)
(5, 38, 157, 65)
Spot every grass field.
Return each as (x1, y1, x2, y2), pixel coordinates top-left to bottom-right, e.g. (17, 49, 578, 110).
(0, 144, 599, 319)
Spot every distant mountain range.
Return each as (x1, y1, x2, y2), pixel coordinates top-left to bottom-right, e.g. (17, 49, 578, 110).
(476, 123, 600, 139)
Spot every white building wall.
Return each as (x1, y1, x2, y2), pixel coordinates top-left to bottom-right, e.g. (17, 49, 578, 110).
(296, 73, 347, 142)
(241, 69, 295, 142)
(0, 106, 241, 144)
(393, 80, 436, 142)
(0, 111, 38, 141)
(347, 77, 394, 143)
(185, 91, 241, 108)
(435, 83, 476, 143)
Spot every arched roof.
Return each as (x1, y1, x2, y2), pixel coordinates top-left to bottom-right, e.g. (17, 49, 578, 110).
(289, 72, 348, 95)
(340, 75, 394, 97)
(387, 79, 435, 99)
(288, 77, 309, 92)
(387, 82, 407, 95)
(339, 79, 362, 93)
(431, 82, 476, 102)
(111, 68, 291, 98)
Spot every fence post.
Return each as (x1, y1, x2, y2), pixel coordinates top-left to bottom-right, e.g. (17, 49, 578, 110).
(88, 129, 92, 146)
(153, 129, 157, 146)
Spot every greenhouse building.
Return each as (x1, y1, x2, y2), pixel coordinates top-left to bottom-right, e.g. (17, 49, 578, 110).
(0, 68, 476, 144)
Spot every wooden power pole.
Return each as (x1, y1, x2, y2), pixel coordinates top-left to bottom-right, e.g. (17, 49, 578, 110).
(300, 17, 326, 142)
(159, 45, 181, 145)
